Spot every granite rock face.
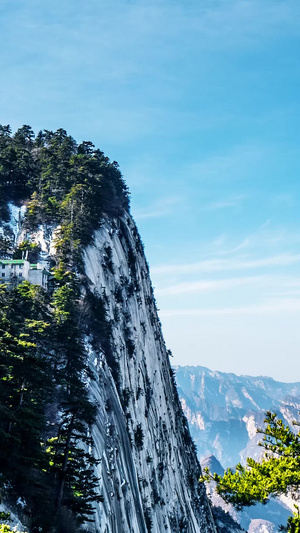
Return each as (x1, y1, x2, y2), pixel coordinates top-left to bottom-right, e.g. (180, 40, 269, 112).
(0, 200, 218, 532)
(5, 208, 216, 533)
(82, 216, 216, 532)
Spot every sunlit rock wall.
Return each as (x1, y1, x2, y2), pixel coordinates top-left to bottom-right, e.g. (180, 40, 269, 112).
(83, 215, 216, 533)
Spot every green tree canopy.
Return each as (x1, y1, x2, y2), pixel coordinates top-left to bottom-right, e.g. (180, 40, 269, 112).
(202, 411, 300, 532)
(0, 125, 125, 531)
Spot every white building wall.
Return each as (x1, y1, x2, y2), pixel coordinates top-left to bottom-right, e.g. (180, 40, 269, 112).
(28, 269, 44, 286)
(0, 260, 49, 289)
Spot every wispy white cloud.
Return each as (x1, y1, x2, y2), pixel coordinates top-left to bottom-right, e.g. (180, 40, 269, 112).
(152, 253, 300, 276)
(155, 275, 266, 296)
(202, 194, 248, 211)
(271, 193, 296, 209)
(210, 225, 300, 255)
(181, 0, 300, 50)
(159, 298, 300, 317)
(214, 239, 251, 255)
(266, 232, 286, 244)
(187, 142, 269, 184)
(268, 289, 300, 298)
(133, 197, 181, 220)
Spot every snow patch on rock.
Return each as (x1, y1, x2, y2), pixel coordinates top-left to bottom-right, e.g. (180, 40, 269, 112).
(243, 414, 258, 440)
(0, 501, 28, 532)
(8, 203, 27, 242)
(241, 387, 260, 410)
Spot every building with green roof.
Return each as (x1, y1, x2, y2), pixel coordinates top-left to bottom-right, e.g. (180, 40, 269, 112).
(0, 259, 52, 289)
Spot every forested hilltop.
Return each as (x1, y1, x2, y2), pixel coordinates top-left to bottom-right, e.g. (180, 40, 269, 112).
(0, 124, 129, 250)
(0, 125, 130, 531)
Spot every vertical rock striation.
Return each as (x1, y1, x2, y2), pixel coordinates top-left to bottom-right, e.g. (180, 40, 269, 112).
(82, 215, 216, 533)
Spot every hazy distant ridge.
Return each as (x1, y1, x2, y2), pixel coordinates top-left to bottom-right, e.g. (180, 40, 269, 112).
(175, 365, 300, 467)
(175, 365, 300, 532)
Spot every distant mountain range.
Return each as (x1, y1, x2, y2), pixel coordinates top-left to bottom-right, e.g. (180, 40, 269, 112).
(175, 365, 300, 532)
(175, 365, 300, 467)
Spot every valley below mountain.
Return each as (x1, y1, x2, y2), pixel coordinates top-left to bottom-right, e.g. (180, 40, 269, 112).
(175, 365, 300, 532)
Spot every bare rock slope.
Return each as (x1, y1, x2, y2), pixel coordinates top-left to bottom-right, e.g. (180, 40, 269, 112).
(82, 215, 216, 532)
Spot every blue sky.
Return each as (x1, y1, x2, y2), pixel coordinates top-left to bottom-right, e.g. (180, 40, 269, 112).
(1, 0, 300, 381)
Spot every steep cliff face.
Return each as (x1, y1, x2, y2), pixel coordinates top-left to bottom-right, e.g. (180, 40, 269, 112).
(3, 208, 216, 533)
(82, 215, 216, 532)
(0, 126, 217, 532)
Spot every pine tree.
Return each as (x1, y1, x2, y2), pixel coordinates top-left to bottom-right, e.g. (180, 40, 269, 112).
(202, 411, 300, 532)
(0, 283, 54, 503)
